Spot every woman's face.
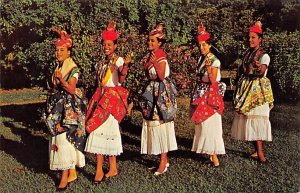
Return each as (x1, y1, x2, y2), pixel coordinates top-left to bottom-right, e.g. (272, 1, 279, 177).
(148, 36, 161, 51)
(249, 32, 262, 49)
(103, 40, 117, 56)
(55, 46, 70, 62)
(198, 41, 211, 56)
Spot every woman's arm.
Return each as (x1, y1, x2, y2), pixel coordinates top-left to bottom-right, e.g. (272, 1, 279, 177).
(150, 53, 166, 81)
(205, 59, 218, 84)
(119, 54, 131, 83)
(254, 61, 268, 78)
(60, 77, 77, 94)
(206, 66, 218, 84)
(153, 61, 166, 81)
(54, 70, 77, 94)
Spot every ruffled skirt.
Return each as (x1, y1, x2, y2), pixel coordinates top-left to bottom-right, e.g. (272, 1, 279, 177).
(85, 114, 123, 156)
(141, 120, 178, 155)
(49, 132, 85, 170)
(231, 104, 272, 141)
(191, 113, 225, 155)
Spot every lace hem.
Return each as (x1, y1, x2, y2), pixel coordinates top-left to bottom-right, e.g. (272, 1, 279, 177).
(191, 149, 226, 155)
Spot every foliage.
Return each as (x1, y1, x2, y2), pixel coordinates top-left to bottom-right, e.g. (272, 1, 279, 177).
(263, 31, 300, 101)
(0, 0, 299, 101)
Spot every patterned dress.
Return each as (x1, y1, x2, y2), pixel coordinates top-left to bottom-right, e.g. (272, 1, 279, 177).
(85, 55, 128, 156)
(190, 53, 226, 155)
(43, 57, 87, 170)
(139, 48, 178, 155)
(231, 48, 274, 141)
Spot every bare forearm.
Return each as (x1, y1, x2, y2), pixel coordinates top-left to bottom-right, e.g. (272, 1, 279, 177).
(60, 79, 76, 94)
(153, 61, 166, 81)
(119, 64, 128, 83)
(207, 67, 218, 83)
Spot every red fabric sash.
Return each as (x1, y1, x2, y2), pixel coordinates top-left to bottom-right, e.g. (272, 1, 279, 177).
(85, 86, 129, 133)
(191, 82, 224, 125)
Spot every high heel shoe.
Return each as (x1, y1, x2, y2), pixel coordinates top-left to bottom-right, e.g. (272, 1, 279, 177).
(56, 185, 68, 192)
(154, 166, 168, 176)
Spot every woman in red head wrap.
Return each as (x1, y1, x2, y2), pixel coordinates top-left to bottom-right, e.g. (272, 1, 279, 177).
(84, 21, 131, 183)
(189, 21, 226, 167)
(231, 21, 274, 164)
(43, 28, 87, 190)
(138, 22, 178, 176)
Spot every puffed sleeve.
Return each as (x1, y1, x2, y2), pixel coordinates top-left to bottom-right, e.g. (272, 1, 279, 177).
(259, 54, 270, 67)
(212, 59, 221, 68)
(72, 72, 79, 80)
(116, 57, 125, 68)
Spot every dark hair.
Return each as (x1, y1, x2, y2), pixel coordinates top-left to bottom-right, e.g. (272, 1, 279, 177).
(102, 39, 118, 45)
(157, 37, 167, 46)
(205, 36, 217, 45)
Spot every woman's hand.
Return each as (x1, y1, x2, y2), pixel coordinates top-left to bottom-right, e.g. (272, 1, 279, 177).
(254, 60, 262, 68)
(56, 124, 64, 132)
(205, 58, 212, 67)
(150, 52, 157, 63)
(54, 70, 63, 82)
(124, 52, 132, 65)
(51, 144, 58, 151)
(76, 129, 83, 136)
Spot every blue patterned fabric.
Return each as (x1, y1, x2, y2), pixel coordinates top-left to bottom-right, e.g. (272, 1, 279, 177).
(138, 77, 177, 122)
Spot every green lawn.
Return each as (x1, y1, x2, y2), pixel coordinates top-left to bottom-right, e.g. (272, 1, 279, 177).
(0, 97, 299, 193)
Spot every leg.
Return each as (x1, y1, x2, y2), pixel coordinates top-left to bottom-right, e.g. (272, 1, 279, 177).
(95, 154, 104, 182)
(67, 168, 77, 182)
(106, 156, 118, 178)
(250, 141, 258, 158)
(156, 153, 168, 173)
(212, 154, 219, 167)
(257, 140, 267, 162)
(58, 169, 69, 189)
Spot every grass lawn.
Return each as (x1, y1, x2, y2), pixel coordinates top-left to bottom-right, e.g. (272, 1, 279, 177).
(0, 95, 299, 193)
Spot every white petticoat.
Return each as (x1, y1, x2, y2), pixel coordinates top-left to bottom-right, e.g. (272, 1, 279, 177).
(85, 114, 123, 156)
(231, 104, 272, 141)
(141, 120, 178, 155)
(191, 113, 225, 155)
(49, 132, 85, 170)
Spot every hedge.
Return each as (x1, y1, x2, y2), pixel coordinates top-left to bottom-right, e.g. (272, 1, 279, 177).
(1, 0, 299, 101)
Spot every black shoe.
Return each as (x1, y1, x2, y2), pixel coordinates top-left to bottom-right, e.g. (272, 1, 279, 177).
(56, 185, 68, 192)
(93, 180, 102, 185)
(93, 177, 105, 184)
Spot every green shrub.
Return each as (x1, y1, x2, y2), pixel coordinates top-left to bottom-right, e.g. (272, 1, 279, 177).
(0, 0, 299, 102)
(264, 31, 300, 102)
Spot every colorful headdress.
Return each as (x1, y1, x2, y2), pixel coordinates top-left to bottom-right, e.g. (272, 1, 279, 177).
(51, 28, 72, 48)
(149, 22, 166, 39)
(102, 20, 120, 41)
(249, 21, 263, 34)
(197, 20, 210, 42)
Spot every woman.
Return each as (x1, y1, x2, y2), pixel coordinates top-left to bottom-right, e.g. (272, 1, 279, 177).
(190, 22, 226, 167)
(43, 28, 87, 190)
(139, 23, 178, 176)
(85, 21, 130, 183)
(231, 21, 274, 164)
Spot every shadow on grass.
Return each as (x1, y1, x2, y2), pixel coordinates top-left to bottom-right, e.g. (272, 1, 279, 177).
(1, 103, 47, 133)
(0, 103, 60, 184)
